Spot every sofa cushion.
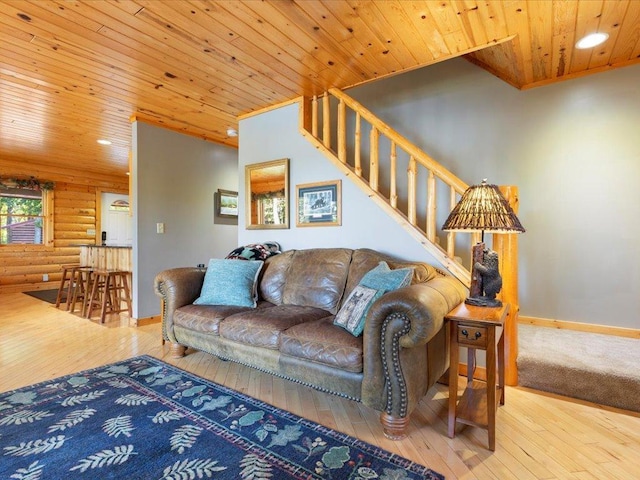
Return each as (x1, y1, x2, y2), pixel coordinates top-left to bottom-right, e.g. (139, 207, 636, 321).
(279, 317, 363, 373)
(334, 262, 413, 336)
(173, 304, 256, 335)
(281, 248, 352, 314)
(194, 259, 263, 307)
(219, 305, 329, 349)
(259, 250, 295, 304)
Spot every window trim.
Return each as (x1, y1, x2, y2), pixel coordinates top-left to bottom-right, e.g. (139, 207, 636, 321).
(0, 188, 54, 247)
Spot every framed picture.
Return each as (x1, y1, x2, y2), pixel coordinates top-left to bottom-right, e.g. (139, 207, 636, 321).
(296, 180, 341, 227)
(217, 189, 238, 218)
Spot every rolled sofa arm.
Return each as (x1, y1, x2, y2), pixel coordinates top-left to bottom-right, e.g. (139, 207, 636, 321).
(361, 275, 467, 437)
(154, 268, 206, 343)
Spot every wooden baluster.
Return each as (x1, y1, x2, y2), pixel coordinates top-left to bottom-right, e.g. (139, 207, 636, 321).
(354, 113, 362, 177)
(311, 95, 318, 138)
(369, 126, 379, 191)
(493, 186, 520, 386)
(302, 87, 473, 288)
(407, 156, 417, 225)
(426, 170, 436, 241)
(322, 93, 331, 149)
(337, 98, 346, 164)
(446, 186, 457, 257)
(390, 142, 397, 208)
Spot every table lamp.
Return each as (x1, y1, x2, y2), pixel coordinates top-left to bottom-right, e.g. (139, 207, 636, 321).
(442, 179, 525, 307)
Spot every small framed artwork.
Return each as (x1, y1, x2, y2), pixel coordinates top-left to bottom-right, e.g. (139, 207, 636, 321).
(296, 180, 341, 227)
(217, 189, 238, 218)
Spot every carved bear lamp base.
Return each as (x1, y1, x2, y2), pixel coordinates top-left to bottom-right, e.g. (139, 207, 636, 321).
(466, 242, 503, 308)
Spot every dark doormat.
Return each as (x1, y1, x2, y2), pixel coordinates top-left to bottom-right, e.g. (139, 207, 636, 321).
(23, 288, 60, 304)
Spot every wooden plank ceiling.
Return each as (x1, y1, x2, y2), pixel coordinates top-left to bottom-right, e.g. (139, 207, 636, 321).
(1, 0, 639, 180)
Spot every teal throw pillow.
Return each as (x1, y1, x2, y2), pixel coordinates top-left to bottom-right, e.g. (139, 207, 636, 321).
(334, 262, 413, 336)
(194, 259, 264, 308)
(359, 261, 413, 292)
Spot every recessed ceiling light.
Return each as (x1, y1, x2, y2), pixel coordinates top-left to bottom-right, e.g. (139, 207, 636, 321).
(97, 139, 112, 145)
(226, 128, 238, 137)
(576, 32, 609, 49)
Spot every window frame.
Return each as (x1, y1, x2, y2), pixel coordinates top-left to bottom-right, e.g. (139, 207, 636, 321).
(0, 188, 54, 248)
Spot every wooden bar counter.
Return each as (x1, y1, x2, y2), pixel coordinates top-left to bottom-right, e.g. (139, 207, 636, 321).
(78, 245, 132, 271)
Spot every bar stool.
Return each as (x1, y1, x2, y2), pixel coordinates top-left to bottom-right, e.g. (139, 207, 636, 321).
(69, 266, 93, 316)
(55, 264, 80, 309)
(86, 270, 132, 323)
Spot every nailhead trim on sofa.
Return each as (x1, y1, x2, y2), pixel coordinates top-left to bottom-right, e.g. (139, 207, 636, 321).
(381, 313, 411, 417)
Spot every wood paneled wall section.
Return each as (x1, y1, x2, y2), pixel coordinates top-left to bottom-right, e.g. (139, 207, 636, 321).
(0, 175, 128, 294)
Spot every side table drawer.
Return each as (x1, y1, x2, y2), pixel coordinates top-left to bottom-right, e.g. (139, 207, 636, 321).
(457, 324, 488, 348)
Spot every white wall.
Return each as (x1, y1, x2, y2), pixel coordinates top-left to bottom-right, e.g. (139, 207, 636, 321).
(132, 121, 238, 319)
(239, 59, 640, 329)
(238, 104, 442, 264)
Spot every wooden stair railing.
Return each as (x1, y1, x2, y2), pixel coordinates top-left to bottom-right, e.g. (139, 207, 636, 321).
(299, 88, 472, 286)
(298, 88, 522, 385)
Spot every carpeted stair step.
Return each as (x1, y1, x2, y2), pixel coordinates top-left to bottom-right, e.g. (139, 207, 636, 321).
(517, 324, 640, 413)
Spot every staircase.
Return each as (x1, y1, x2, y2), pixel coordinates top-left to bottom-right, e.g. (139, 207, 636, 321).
(298, 88, 473, 287)
(298, 88, 524, 386)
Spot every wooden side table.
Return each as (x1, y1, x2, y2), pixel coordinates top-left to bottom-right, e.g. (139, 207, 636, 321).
(446, 302, 509, 451)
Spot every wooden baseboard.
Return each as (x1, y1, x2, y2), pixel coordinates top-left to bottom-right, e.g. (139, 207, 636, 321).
(519, 316, 640, 339)
(128, 315, 161, 327)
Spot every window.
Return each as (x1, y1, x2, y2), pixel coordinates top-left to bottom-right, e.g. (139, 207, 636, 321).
(0, 188, 52, 245)
(109, 199, 130, 212)
(256, 197, 286, 225)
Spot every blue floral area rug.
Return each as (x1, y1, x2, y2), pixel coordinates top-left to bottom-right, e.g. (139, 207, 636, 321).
(0, 355, 444, 479)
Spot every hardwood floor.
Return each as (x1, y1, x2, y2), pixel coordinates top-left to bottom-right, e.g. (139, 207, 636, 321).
(2, 292, 639, 479)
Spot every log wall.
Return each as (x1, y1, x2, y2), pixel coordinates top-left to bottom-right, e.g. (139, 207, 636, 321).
(0, 163, 128, 294)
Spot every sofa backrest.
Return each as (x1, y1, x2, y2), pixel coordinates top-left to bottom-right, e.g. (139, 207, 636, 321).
(260, 248, 353, 314)
(341, 249, 441, 305)
(259, 248, 443, 314)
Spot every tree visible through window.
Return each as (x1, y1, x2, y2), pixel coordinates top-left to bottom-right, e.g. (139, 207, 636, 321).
(0, 188, 47, 245)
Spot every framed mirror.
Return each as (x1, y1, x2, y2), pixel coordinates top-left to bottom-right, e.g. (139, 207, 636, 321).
(245, 158, 289, 229)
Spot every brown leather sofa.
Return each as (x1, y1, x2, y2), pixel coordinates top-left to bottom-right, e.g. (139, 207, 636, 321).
(154, 248, 467, 439)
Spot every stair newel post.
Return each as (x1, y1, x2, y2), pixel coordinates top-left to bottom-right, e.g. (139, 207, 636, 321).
(390, 142, 397, 208)
(426, 170, 436, 242)
(471, 231, 482, 246)
(337, 98, 347, 164)
(354, 113, 362, 177)
(493, 185, 520, 386)
(322, 93, 331, 149)
(370, 126, 379, 191)
(407, 156, 417, 225)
